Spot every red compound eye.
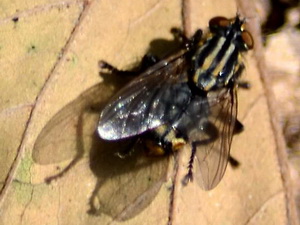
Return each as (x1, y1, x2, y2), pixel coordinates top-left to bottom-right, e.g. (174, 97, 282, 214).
(241, 30, 254, 49)
(209, 17, 230, 29)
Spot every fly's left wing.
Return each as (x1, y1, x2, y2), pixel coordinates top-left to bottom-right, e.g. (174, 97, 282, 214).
(175, 86, 238, 190)
(98, 52, 192, 140)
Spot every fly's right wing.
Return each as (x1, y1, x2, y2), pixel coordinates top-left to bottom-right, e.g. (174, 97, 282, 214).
(98, 52, 192, 140)
(175, 87, 238, 190)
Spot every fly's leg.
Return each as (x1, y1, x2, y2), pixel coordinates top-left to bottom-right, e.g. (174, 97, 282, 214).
(233, 63, 251, 90)
(170, 28, 190, 44)
(182, 118, 243, 185)
(140, 54, 160, 69)
(99, 28, 203, 77)
(182, 121, 219, 185)
(114, 138, 138, 158)
(238, 81, 251, 89)
(99, 61, 135, 76)
(188, 29, 203, 49)
(182, 142, 197, 184)
(171, 28, 203, 50)
(99, 54, 160, 77)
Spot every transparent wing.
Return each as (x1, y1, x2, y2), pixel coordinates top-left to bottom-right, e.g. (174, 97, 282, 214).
(98, 52, 192, 140)
(176, 87, 237, 190)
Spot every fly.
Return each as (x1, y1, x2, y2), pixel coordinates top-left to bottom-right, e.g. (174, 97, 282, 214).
(97, 15, 253, 190)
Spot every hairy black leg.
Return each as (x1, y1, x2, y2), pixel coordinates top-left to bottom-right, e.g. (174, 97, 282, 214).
(181, 118, 243, 185)
(182, 142, 197, 185)
(189, 29, 203, 48)
(171, 28, 202, 50)
(99, 53, 160, 77)
(170, 28, 190, 44)
(99, 28, 203, 78)
(238, 81, 251, 89)
(140, 54, 160, 68)
(99, 60, 137, 76)
(182, 121, 219, 185)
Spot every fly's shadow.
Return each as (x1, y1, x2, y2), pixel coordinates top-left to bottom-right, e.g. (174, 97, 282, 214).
(32, 35, 182, 221)
(33, 77, 170, 221)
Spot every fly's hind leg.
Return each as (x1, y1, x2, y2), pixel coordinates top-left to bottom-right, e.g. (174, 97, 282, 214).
(181, 141, 198, 185)
(182, 118, 244, 185)
(182, 121, 219, 185)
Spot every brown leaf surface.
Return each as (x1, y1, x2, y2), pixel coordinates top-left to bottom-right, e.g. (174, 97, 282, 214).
(0, 0, 296, 225)
(262, 3, 300, 221)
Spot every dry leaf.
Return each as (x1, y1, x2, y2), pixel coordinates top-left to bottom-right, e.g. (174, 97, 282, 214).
(263, 3, 300, 220)
(0, 0, 296, 225)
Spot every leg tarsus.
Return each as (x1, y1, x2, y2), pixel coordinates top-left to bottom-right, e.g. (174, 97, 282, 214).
(99, 60, 137, 76)
(98, 60, 131, 75)
(171, 28, 203, 50)
(238, 81, 251, 89)
(171, 28, 189, 44)
(99, 53, 160, 77)
(182, 142, 197, 185)
(189, 29, 203, 47)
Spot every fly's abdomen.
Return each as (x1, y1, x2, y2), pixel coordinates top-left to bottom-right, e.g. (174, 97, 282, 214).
(145, 125, 187, 156)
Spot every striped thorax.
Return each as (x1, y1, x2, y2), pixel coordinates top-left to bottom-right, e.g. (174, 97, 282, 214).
(192, 16, 253, 91)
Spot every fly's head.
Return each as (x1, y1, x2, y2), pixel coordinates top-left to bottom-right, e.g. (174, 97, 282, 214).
(208, 16, 254, 51)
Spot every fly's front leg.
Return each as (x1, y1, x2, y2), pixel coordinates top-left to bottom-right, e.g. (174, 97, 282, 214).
(171, 28, 203, 50)
(98, 60, 136, 76)
(99, 54, 160, 77)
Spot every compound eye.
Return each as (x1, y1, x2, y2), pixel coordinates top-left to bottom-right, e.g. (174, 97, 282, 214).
(209, 16, 230, 29)
(241, 30, 254, 49)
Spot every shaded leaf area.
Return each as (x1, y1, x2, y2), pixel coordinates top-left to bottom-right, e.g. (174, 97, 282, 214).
(33, 73, 170, 221)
